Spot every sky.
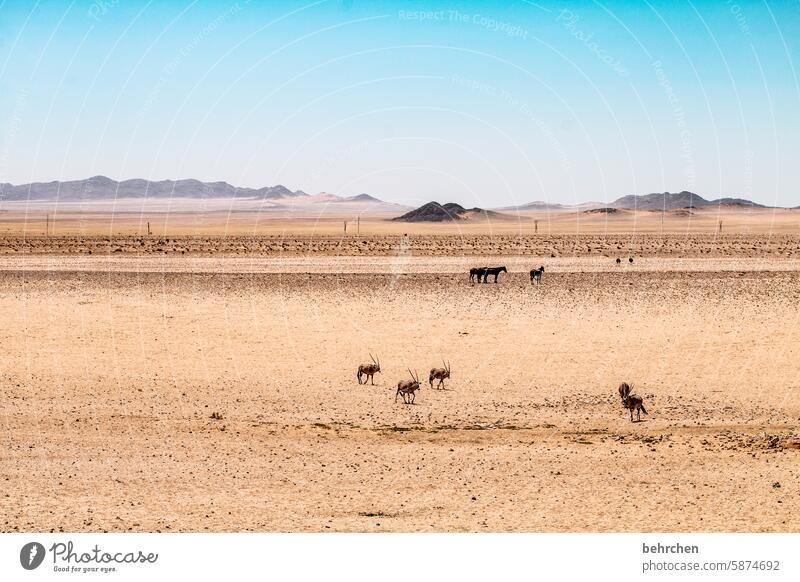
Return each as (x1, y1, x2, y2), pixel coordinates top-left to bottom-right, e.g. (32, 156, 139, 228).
(0, 0, 798, 207)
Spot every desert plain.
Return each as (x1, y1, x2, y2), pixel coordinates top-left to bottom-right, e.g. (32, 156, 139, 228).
(1, 206, 800, 532)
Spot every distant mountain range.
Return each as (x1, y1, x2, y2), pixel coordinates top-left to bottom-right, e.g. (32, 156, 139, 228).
(501, 191, 771, 211)
(500, 200, 600, 212)
(0, 175, 401, 208)
(397, 191, 778, 223)
(0, 179, 779, 213)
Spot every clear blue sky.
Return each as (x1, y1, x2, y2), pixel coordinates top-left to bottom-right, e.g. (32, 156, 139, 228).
(0, 0, 798, 206)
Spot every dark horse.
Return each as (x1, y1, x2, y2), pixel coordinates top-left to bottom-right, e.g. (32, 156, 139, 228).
(469, 267, 488, 283)
(530, 266, 545, 284)
(482, 266, 507, 283)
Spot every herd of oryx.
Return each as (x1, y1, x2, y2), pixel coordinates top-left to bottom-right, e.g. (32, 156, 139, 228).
(357, 258, 649, 418)
(357, 354, 450, 405)
(356, 354, 648, 421)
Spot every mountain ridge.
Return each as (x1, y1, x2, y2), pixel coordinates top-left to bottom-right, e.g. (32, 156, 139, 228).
(500, 191, 772, 211)
(0, 176, 399, 207)
(0, 179, 779, 210)
(608, 191, 768, 210)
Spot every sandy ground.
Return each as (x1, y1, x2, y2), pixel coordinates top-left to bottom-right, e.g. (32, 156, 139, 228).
(1, 244, 799, 532)
(2, 233, 800, 259)
(1, 205, 799, 236)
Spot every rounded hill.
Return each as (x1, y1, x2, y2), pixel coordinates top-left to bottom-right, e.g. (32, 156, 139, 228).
(393, 201, 510, 222)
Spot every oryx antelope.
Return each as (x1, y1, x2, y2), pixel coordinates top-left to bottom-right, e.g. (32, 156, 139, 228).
(529, 266, 545, 284)
(623, 393, 648, 422)
(429, 360, 451, 389)
(357, 354, 381, 385)
(396, 369, 421, 404)
(618, 382, 632, 402)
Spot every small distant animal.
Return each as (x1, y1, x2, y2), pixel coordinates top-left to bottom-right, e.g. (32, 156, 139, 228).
(482, 266, 507, 283)
(470, 267, 488, 283)
(530, 266, 545, 284)
(429, 360, 451, 389)
(618, 382, 632, 402)
(629, 257, 634, 264)
(396, 369, 421, 404)
(616, 258, 621, 265)
(623, 393, 648, 422)
(357, 353, 381, 385)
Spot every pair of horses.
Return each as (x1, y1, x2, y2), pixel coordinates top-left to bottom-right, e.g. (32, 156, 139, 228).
(469, 266, 546, 284)
(469, 266, 507, 283)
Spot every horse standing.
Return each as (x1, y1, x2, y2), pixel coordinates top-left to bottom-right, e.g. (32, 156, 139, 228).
(482, 266, 507, 283)
(469, 267, 488, 283)
(530, 266, 545, 284)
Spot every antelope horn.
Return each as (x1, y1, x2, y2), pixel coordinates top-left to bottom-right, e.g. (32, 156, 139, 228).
(370, 353, 376, 364)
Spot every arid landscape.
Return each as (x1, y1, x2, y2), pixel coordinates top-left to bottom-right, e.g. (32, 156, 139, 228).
(1, 208, 799, 533)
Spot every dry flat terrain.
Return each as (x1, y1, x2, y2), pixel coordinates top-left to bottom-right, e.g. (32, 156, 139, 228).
(1, 229, 800, 532)
(2, 203, 800, 237)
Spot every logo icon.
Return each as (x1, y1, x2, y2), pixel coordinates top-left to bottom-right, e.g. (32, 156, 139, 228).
(20, 542, 46, 570)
